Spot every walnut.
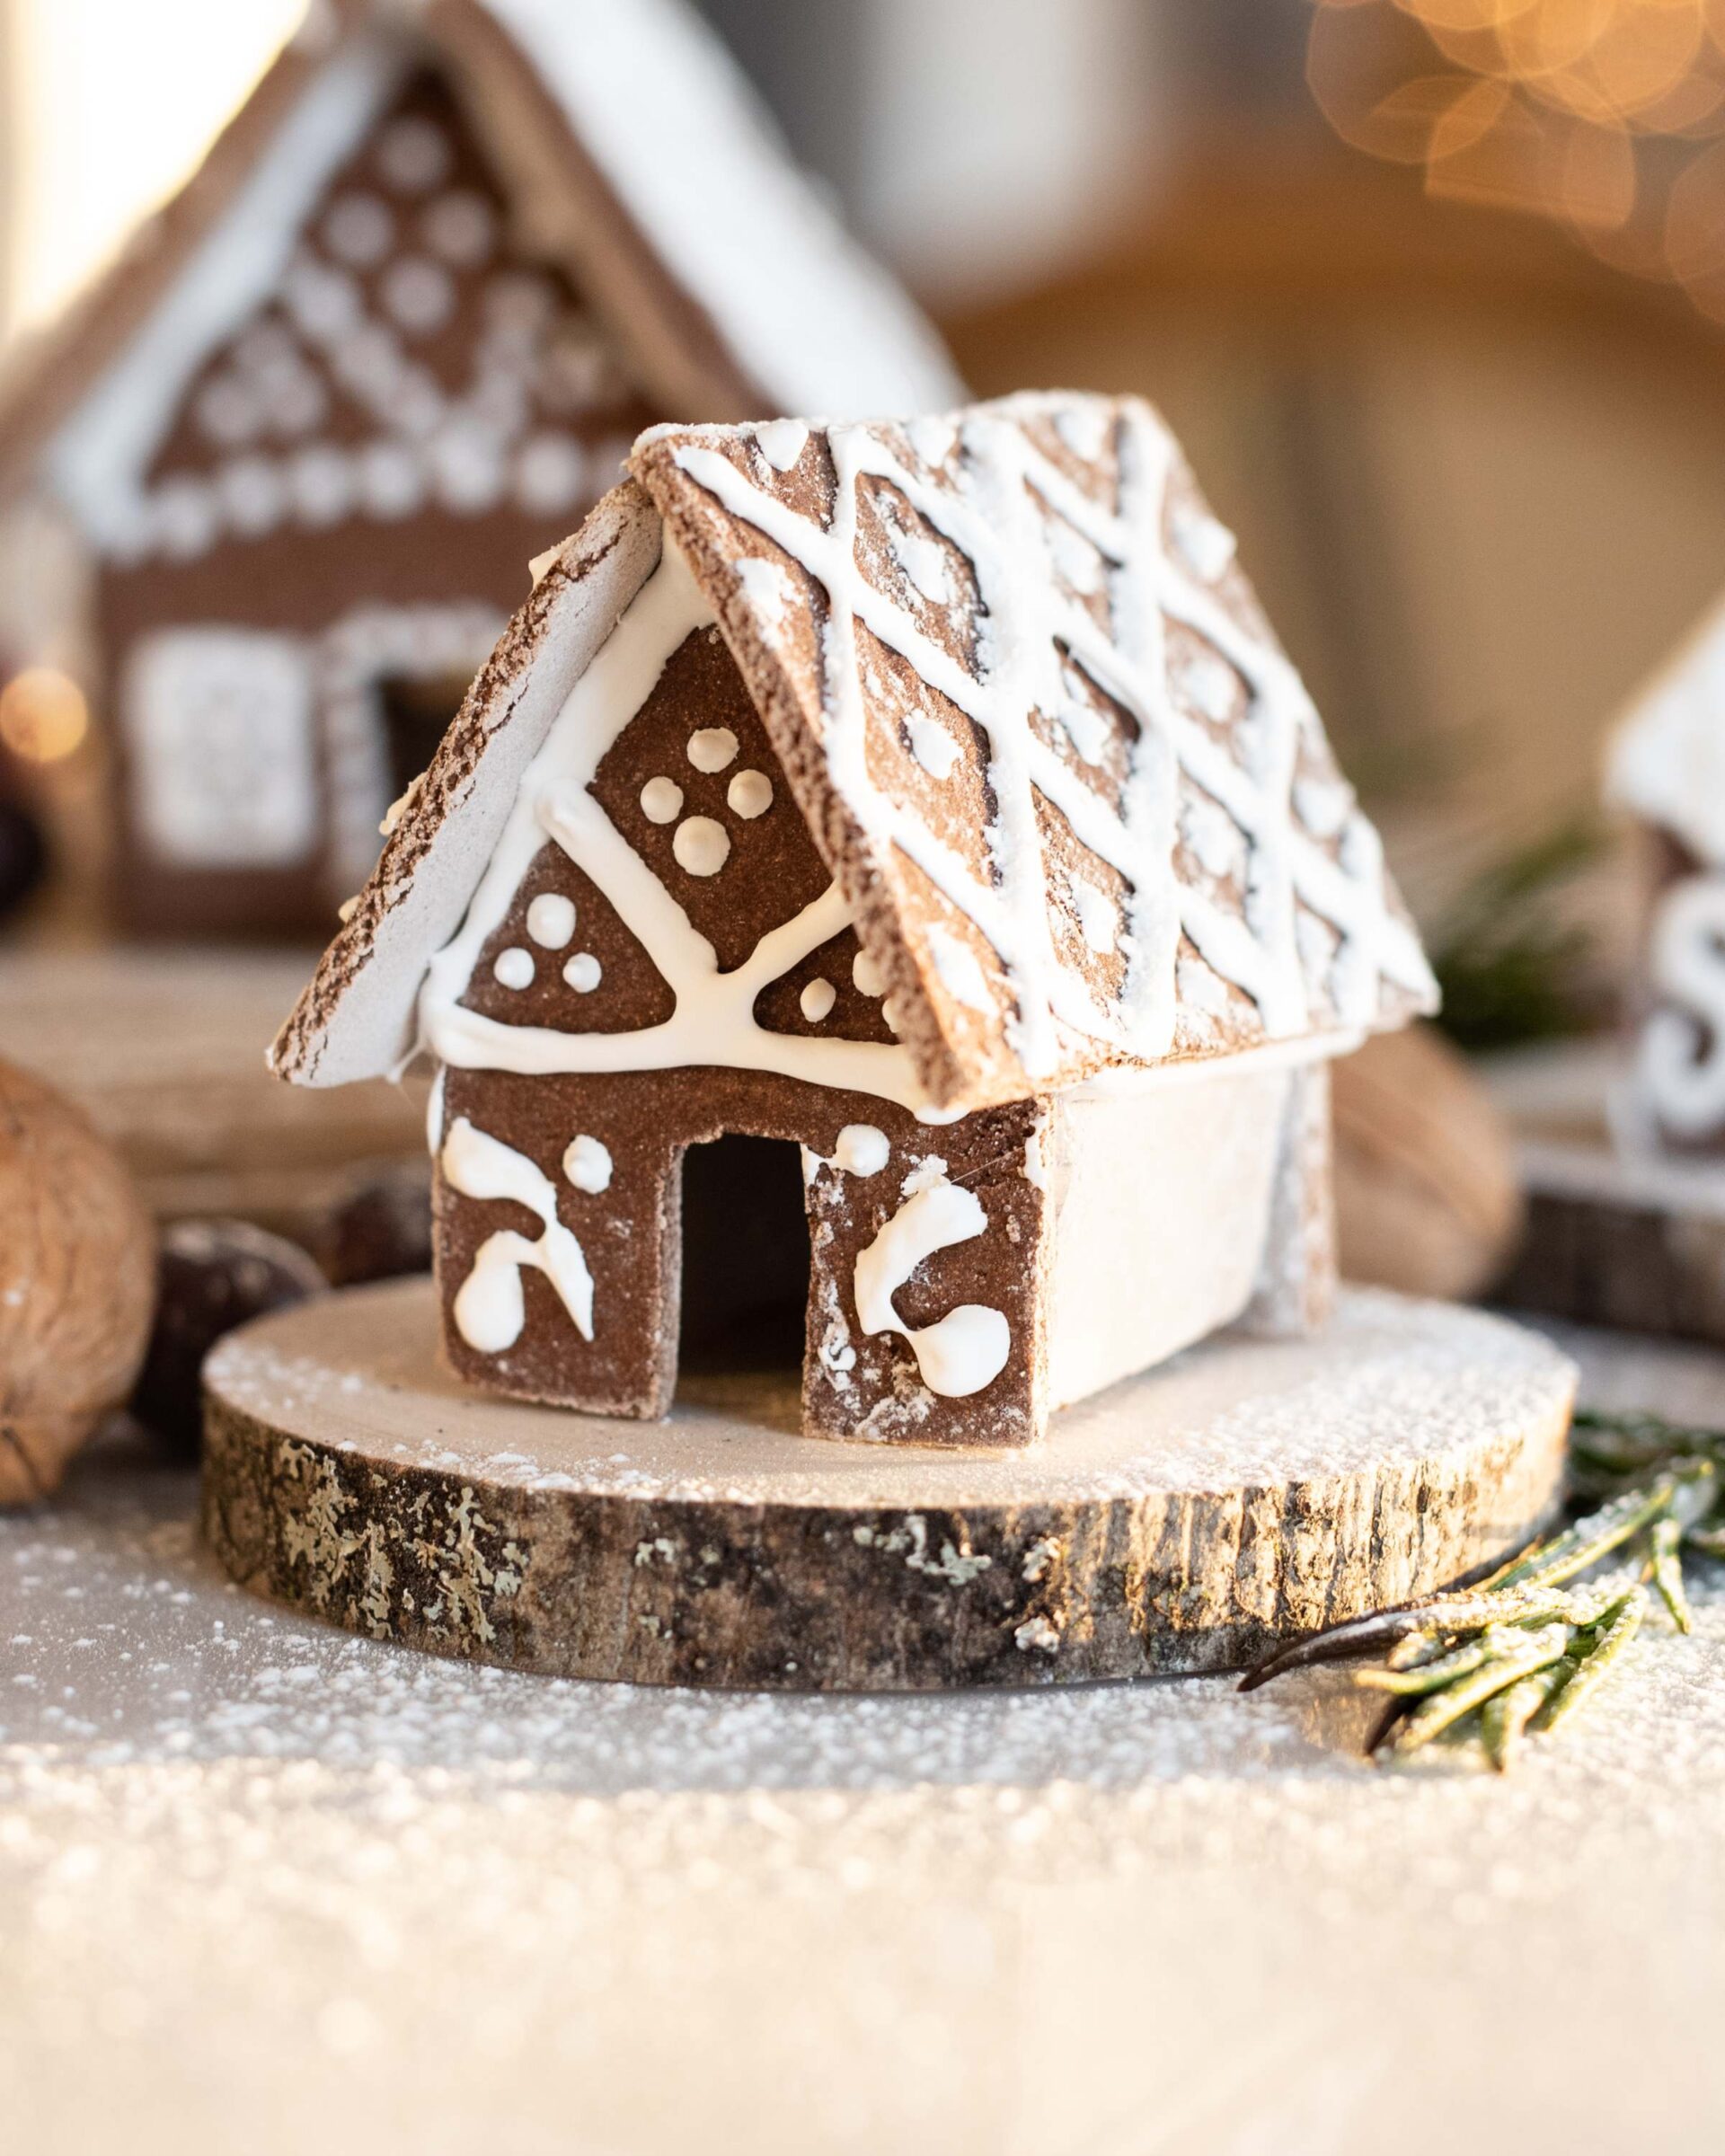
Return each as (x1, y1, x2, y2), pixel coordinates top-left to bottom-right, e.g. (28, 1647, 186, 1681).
(0, 1056, 155, 1503)
(1332, 1022, 1525, 1302)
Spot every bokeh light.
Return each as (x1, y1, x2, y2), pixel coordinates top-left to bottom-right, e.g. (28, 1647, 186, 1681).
(0, 669, 90, 765)
(1306, 0, 1725, 314)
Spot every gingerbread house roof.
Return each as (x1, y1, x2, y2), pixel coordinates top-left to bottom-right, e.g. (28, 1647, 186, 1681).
(275, 393, 1436, 1113)
(0, 0, 961, 539)
(1607, 591, 1725, 870)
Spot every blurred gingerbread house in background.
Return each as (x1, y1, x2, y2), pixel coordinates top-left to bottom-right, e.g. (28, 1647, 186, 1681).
(1606, 601, 1725, 1158)
(0, 0, 960, 939)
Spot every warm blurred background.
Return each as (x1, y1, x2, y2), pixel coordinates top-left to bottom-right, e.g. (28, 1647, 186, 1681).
(7, 0, 1725, 1053)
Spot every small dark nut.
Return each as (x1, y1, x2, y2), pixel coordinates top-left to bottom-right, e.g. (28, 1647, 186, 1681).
(316, 1162, 433, 1286)
(132, 1219, 326, 1456)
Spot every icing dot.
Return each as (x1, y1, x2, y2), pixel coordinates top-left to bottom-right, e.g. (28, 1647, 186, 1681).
(153, 478, 218, 559)
(422, 190, 495, 266)
(852, 950, 887, 998)
(358, 441, 424, 518)
(801, 977, 836, 1023)
(515, 434, 587, 516)
(383, 256, 455, 335)
(881, 993, 909, 1037)
(526, 893, 576, 948)
(834, 1124, 889, 1176)
(197, 377, 261, 446)
(323, 191, 394, 266)
(640, 777, 683, 824)
(562, 952, 602, 992)
(284, 258, 361, 340)
(672, 817, 730, 876)
(377, 117, 452, 193)
(727, 769, 773, 818)
(493, 947, 534, 990)
(686, 728, 738, 773)
(430, 424, 504, 513)
(562, 1135, 613, 1194)
(219, 456, 285, 535)
(288, 446, 354, 526)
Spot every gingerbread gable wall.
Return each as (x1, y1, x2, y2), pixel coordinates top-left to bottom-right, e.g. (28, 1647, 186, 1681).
(455, 619, 898, 1054)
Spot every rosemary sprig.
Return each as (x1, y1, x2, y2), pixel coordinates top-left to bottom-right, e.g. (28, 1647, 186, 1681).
(1242, 1407, 1725, 1766)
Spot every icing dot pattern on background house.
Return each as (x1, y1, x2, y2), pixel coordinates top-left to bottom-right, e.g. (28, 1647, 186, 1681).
(272, 392, 1438, 1449)
(0, 0, 960, 938)
(1607, 600, 1725, 1152)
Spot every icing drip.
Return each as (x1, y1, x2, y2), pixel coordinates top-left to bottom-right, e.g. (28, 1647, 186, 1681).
(440, 1117, 595, 1351)
(526, 893, 576, 948)
(562, 1133, 614, 1194)
(1637, 875, 1725, 1137)
(755, 420, 809, 473)
(906, 713, 960, 779)
(853, 1175, 1011, 1397)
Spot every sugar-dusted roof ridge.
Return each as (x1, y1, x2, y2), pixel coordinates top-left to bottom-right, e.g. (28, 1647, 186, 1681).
(277, 393, 1436, 1106)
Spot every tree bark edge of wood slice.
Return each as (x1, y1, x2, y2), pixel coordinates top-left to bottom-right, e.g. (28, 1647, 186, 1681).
(200, 1278, 1574, 1693)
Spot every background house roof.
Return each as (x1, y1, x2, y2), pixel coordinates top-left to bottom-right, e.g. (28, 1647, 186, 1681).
(0, 0, 961, 529)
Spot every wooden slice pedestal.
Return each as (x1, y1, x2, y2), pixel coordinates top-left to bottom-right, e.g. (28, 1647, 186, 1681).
(201, 1279, 1573, 1692)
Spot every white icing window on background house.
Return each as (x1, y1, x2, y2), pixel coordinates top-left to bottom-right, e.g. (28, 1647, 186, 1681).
(122, 626, 319, 867)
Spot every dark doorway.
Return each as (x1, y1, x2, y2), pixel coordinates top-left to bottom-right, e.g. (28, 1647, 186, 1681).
(678, 1134, 810, 1373)
(378, 671, 475, 798)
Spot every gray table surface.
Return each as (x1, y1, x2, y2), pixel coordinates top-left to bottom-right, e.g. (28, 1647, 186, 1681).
(5, 1319, 1724, 2156)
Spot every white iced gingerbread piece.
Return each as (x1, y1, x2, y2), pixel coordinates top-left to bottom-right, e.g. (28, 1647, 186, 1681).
(1607, 594, 1725, 1152)
(273, 392, 1438, 1448)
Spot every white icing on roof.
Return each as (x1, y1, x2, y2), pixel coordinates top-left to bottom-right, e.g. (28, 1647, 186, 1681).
(1608, 590, 1725, 866)
(649, 393, 1435, 1101)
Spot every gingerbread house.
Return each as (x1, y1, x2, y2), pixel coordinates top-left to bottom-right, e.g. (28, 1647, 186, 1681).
(273, 393, 1438, 1447)
(0, 0, 960, 938)
(1606, 596, 1725, 1153)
